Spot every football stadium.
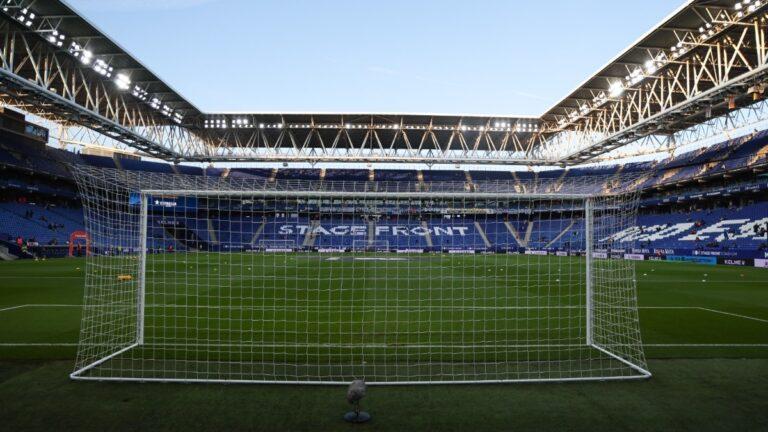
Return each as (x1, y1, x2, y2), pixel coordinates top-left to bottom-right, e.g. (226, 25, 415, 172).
(0, 0, 767, 430)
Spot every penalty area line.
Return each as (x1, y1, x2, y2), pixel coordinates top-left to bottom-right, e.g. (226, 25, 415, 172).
(696, 307, 768, 323)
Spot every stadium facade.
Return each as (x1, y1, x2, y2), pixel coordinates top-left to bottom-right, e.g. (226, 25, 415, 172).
(0, 0, 766, 384)
(0, 0, 763, 266)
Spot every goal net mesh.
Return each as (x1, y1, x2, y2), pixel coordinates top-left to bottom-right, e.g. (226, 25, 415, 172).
(70, 166, 649, 384)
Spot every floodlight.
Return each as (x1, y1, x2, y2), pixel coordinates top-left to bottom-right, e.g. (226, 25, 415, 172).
(115, 73, 131, 90)
(609, 81, 625, 98)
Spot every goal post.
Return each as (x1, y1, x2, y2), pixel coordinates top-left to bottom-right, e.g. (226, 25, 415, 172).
(352, 239, 389, 252)
(69, 166, 650, 384)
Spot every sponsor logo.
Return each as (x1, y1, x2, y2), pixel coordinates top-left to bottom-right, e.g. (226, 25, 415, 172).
(624, 253, 645, 261)
(525, 250, 549, 256)
(153, 199, 178, 208)
(667, 255, 717, 265)
(755, 259, 768, 268)
(277, 225, 470, 237)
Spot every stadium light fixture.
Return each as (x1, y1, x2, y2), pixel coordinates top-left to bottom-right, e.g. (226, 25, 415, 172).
(15, 8, 34, 27)
(79, 49, 93, 65)
(47, 30, 65, 48)
(609, 81, 625, 98)
(114, 74, 131, 90)
(644, 60, 657, 75)
(92, 59, 113, 78)
(132, 86, 149, 101)
(627, 68, 644, 86)
(114, 74, 131, 91)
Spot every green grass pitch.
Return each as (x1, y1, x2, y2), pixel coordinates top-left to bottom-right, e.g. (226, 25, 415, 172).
(1, 256, 767, 431)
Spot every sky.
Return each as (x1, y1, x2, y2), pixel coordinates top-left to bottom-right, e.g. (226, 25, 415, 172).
(66, 0, 682, 116)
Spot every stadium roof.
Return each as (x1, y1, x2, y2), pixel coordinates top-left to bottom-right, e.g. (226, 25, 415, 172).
(31, 0, 202, 117)
(542, 0, 730, 122)
(2, 0, 767, 164)
(41, 0, 728, 120)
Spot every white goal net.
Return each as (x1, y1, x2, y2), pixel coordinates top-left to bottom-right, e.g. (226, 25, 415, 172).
(70, 166, 650, 384)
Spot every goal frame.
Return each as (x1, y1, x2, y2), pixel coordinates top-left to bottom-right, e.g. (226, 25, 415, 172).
(70, 188, 651, 384)
(351, 239, 390, 252)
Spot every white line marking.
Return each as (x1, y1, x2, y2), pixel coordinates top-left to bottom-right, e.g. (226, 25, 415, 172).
(1, 305, 765, 325)
(0, 343, 78, 346)
(1, 342, 767, 348)
(697, 307, 768, 323)
(0, 304, 81, 312)
(644, 344, 768, 347)
(0, 276, 83, 279)
(0, 305, 28, 312)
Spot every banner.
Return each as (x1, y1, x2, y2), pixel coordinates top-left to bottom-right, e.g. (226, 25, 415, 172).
(624, 253, 645, 261)
(718, 258, 752, 266)
(755, 259, 768, 268)
(667, 255, 717, 265)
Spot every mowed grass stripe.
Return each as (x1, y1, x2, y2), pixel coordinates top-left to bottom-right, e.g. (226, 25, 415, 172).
(0, 256, 767, 360)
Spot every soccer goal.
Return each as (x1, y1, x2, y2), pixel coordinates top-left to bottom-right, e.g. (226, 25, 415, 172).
(258, 239, 297, 252)
(352, 239, 390, 253)
(69, 166, 650, 384)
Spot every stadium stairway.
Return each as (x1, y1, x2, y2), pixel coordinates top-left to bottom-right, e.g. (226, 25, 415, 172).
(0, 244, 18, 260)
(504, 221, 525, 247)
(207, 218, 219, 245)
(161, 223, 207, 251)
(523, 221, 535, 246)
(510, 171, 525, 193)
(303, 221, 319, 247)
(473, 221, 492, 248)
(545, 220, 576, 248)
(112, 155, 124, 170)
(421, 220, 434, 247)
(367, 220, 375, 245)
(249, 221, 266, 247)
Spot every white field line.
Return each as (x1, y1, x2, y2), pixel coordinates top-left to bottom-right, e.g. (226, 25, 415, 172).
(0, 276, 83, 279)
(696, 307, 768, 323)
(2, 342, 768, 348)
(0, 303, 704, 312)
(644, 344, 768, 347)
(0, 304, 766, 320)
(0, 305, 29, 312)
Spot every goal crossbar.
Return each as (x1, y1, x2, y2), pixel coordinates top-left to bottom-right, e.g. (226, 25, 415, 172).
(140, 189, 593, 200)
